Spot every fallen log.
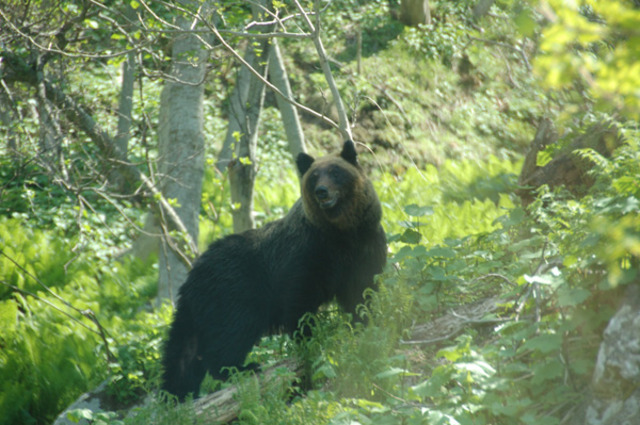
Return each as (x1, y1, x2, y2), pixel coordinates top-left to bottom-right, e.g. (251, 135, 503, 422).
(53, 359, 302, 425)
(402, 296, 504, 345)
(193, 359, 302, 422)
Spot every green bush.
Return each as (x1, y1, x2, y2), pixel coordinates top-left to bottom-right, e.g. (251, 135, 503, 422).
(0, 218, 160, 424)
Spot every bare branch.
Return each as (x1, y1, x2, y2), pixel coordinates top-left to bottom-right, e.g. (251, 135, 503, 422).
(216, 29, 310, 39)
(292, 0, 352, 140)
(203, 15, 340, 130)
(1, 52, 199, 259)
(0, 6, 142, 60)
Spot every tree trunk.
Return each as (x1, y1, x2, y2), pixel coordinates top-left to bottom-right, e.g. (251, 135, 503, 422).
(218, 28, 305, 204)
(473, 0, 496, 20)
(0, 89, 18, 163)
(34, 80, 64, 174)
(226, 1, 273, 233)
(215, 46, 256, 173)
(400, 0, 431, 27)
(110, 4, 138, 192)
(268, 39, 307, 163)
(156, 3, 211, 303)
(228, 48, 268, 233)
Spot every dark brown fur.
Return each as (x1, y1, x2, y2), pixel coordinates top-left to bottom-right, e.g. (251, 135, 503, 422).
(162, 140, 386, 400)
(298, 145, 380, 231)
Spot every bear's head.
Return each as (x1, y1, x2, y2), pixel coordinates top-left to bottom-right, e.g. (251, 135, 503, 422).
(296, 140, 381, 231)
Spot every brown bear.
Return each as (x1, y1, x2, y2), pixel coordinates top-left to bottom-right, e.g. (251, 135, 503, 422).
(161, 140, 387, 400)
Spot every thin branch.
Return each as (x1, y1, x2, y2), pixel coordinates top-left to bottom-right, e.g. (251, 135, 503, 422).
(127, 0, 336, 128)
(0, 7, 144, 60)
(88, 187, 162, 237)
(0, 279, 98, 336)
(400, 332, 460, 346)
(3, 52, 199, 259)
(1, 250, 84, 315)
(216, 29, 310, 39)
(293, 0, 352, 140)
(203, 14, 339, 130)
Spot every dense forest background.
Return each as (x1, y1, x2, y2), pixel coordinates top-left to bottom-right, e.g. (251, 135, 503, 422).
(1, 1, 639, 424)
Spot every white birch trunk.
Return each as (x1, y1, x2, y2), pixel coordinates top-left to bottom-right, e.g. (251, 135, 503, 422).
(400, 0, 431, 27)
(156, 3, 210, 303)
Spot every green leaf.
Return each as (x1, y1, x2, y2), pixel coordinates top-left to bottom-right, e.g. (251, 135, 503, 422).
(428, 266, 446, 281)
(67, 408, 94, 422)
(404, 204, 434, 217)
(84, 19, 99, 29)
(557, 286, 591, 307)
(426, 246, 457, 259)
(531, 359, 564, 385)
(375, 367, 416, 379)
(515, 9, 536, 37)
(400, 229, 422, 244)
(456, 361, 496, 378)
(495, 207, 525, 228)
(0, 300, 18, 335)
(522, 333, 562, 354)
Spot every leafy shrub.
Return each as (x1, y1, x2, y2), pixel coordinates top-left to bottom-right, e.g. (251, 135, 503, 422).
(0, 218, 159, 424)
(402, 20, 468, 66)
(225, 131, 639, 425)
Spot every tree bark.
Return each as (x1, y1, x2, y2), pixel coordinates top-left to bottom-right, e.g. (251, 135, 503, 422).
(268, 39, 307, 163)
(34, 79, 64, 174)
(227, 53, 267, 233)
(473, 0, 496, 20)
(400, 0, 431, 27)
(226, 1, 273, 233)
(157, 2, 211, 303)
(0, 88, 18, 163)
(218, 29, 305, 183)
(215, 46, 256, 173)
(110, 4, 138, 191)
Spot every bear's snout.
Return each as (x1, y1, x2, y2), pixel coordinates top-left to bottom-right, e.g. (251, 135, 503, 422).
(315, 185, 329, 199)
(315, 185, 338, 209)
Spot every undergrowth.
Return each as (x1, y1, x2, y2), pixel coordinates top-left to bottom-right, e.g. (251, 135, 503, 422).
(222, 134, 639, 425)
(2, 129, 638, 425)
(1, 1, 639, 424)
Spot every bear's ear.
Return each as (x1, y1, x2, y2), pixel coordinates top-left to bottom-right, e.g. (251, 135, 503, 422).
(296, 152, 315, 176)
(340, 140, 358, 166)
